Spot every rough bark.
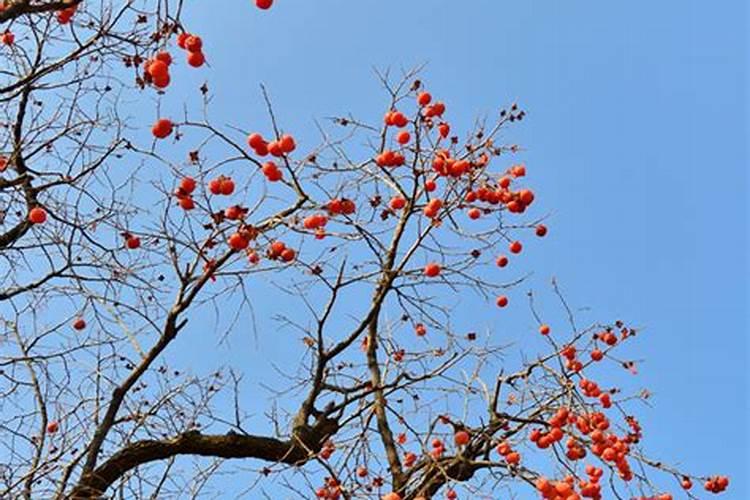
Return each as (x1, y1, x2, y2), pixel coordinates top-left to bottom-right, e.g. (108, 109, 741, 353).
(68, 417, 339, 499)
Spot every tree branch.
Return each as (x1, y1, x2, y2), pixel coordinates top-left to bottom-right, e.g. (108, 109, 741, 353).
(68, 418, 339, 498)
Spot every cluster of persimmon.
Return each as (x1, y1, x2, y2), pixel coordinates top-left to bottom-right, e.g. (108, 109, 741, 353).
(596, 328, 620, 346)
(383, 109, 410, 129)
(401, 90, 449, 135)
(495, 440, 521, 465)
(536, 465, 605, 500)
(421, 98, 446, 120)
(561, 344, 584, 373)
(176, 32, 206, 68)
(247, 132, 296, 158)
(430, 150, 486, 179)
(303, 213, 328, 239)
(528, 406, 640, 484)
(143, 51, 174, 89)
(529, 422, 565, 450)
(579, 378, 613, 410)
(227, 228, 253, 251)
(591, 431, 634, 480)
(164, 143, 302, 256)
(423, 197, 442, 218)
(377, 91, 450, 167)
(703, 476, 730, 494)
(417, 93, 451, 137)
(326, 197, 356, 216)
(460, 166, 534, 219)
(318, 439, 336, 460)
(429, 436, 446, 459)
(375, 149, 406, 168)
(208, 175, 236, 196)
(1, 30, 13, 45)
(261, 161, 283, 182)
(266, 240, 295, 262)
(315, 477, 341, 500)
(536, 476, 576, 500)
(174, 176, 197, 210)
(396, 146, 546, 312)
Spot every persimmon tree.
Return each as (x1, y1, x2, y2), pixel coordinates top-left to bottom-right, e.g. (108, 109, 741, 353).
(0, 1, 730, 499)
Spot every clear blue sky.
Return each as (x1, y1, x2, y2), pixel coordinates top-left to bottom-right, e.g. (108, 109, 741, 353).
(164, 1, 747, 497)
